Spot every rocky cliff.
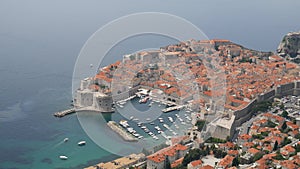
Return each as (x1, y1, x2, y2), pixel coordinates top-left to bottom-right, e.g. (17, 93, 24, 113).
(277, 32, 300, 61)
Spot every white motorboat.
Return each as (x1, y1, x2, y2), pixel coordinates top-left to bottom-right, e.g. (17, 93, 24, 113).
(63, 138, 69, 142)
(59, 155, 68, 160)
(154, 126, 161, 131)
(163, 124, 170, 130)
(119, 120, 129, 128)
(168, 117, 174, 123)
(78, 141, 86, 146)
(137, 122, 142, 127)
(153, 136, 159, 140)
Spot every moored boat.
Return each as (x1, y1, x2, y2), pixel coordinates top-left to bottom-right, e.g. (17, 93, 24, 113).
(78, 141, 86, 146)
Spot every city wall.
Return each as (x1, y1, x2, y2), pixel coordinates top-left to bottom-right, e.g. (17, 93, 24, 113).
(231, 81, 300, 136)
(112, 86, 140, 101)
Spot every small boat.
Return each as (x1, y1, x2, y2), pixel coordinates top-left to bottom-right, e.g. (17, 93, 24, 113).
(139, 97, 149, 103)
(78, 141, 86, 146)
(137, 122, 142, 127)
(119, 120, 129, 128)
(63, 138, 69, 142)
(130, 116, 134, 120)
(146, 118, 151, 121)
(133, 133, 140, 137)
(168, 117, 174, 123)
(159, 119, 164, 123)
(153, 136, 159, 140)
(59, 155, 68, 160)
(148, 132, 155, 137)
(150, 122, 155, 125)
(154, 126, 161, 131)
(163, 124, 169, 129)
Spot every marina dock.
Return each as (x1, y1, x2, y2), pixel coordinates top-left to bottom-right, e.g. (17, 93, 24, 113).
(54, 108, 76, 117)
(162, 105, 184, 113)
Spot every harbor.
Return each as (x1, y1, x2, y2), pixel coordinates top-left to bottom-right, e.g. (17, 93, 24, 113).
(107, 96, 194, 144)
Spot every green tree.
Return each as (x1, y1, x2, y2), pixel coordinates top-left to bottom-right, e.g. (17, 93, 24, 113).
(232, 157, 239, 166)
(281, 137, 291, 146)
(165, 156, 171, 169)
(281, 111, 288, 118)
(273, 140, 278, 151)
(213, 149, 226, 158)
(281, 121, 287, 130)
(196, 120, 206, 131)
(182, 149, 201, 166)
(279, 103, 284, 110)
(253, 153, 263, 162)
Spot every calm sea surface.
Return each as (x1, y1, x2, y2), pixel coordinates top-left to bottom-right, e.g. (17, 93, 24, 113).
(1, 0, 300, 169)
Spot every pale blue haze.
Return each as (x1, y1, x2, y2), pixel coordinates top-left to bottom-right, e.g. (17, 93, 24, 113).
(0, 0, 300, 168)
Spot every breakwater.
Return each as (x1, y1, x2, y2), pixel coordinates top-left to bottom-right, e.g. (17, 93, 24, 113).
(107, 121, 138, 142)
(54, 108, 76, 117)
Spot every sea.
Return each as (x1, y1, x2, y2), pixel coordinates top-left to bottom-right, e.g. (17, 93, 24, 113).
(1, 0, 300, 169)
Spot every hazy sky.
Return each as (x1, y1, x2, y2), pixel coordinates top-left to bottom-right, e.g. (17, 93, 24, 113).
(0, 0, 300, 101)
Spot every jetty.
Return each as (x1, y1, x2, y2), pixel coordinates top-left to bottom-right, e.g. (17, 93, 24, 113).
(54, 108, 76, 117)
(107, 121, 138, 142)
(162, 105, 184, 113)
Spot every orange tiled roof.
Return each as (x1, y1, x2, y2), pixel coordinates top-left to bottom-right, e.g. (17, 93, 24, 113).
(147, 144, 188, 163)
(199, 165, 214, 169)
(190, 159, 203, 167)
(248, 148, 260, 155)
(171, 157, 184, 168)
(218, 155, 234, 167)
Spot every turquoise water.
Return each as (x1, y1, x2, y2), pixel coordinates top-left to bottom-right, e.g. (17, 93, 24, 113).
(77, 99, 192, 157)
(1, 1, 300, 169)
(0, 85, 118, 169)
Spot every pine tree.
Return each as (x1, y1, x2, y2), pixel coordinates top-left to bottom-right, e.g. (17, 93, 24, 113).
(273, 140, 278, 151)
(165, 155, 171, 169)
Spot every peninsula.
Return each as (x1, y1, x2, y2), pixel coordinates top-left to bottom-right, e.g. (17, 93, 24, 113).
(74, 38, 300, 140)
